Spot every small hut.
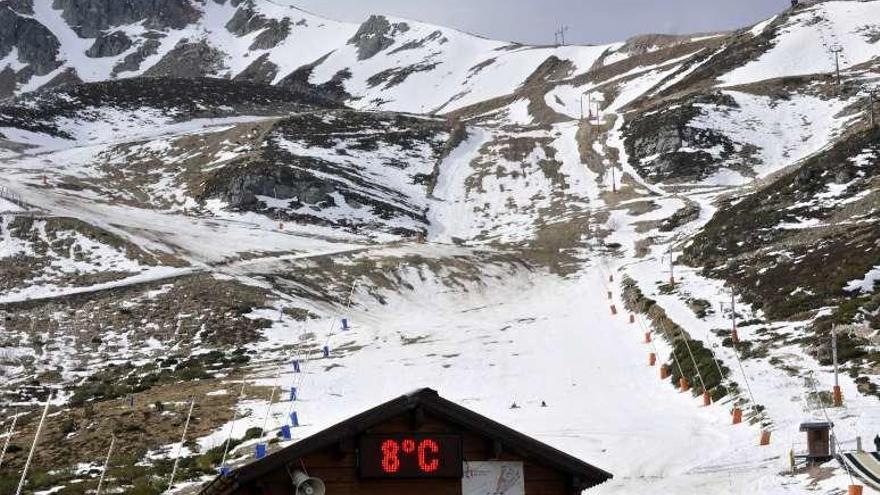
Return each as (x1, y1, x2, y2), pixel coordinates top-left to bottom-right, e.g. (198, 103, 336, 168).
(200, 388, 612, 495)
(799, 421, 834, 462)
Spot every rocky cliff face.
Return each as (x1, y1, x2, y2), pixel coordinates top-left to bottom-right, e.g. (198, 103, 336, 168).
(623, 92, 742, 183)
(85, 30, 132, 58)
(348, 15, 411, 60)
(198, 110, 452, 236)
(0, 4, 61, 77)
(224, 0, 290, 49)
(52, 0, 198, 37)
(201, 159, 338, 210)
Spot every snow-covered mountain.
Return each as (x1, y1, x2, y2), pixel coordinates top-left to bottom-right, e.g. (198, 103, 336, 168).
(2, 1, 880, 494)
(0, 0, 617, 111)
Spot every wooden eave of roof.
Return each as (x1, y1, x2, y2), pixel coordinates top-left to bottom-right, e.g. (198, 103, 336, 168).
(199, 388, 612, 495)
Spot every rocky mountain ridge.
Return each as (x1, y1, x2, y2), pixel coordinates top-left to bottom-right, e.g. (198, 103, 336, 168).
(0, 1, 880, 495)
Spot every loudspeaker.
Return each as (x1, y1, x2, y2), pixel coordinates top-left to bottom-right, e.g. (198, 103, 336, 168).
(293, 469, 325, 495)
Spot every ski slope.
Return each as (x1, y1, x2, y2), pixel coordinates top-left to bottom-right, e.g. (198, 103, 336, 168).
(721, 1, 880, 87)
(4, 3, 880, 494)
(179, 118, 880, 495)
(190, 257, 863, 495)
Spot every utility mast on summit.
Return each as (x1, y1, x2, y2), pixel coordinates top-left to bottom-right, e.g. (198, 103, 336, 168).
(555, 25, 569, 46)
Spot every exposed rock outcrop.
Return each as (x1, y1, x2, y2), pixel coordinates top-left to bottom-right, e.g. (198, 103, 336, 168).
(279, 53, 351, 104)
(225, 0, 290, 50)
(225, 1, 269, 35)
(623, 92, 741, 183)
(86, 30, 132, 58)
(143, 40, 226, 78)
(41, 66, 82, 90)
(0, 65, 15, 98)
(1, 0, 33, 15)
(250, 18, 290, 50)
(234, 52, 279, 84)
(0, 6, 61, 75)
(201, 160, 337, 210)
(112, 37, 161, 75)
(52, 0, 199, 38)
(348, 15, 410, 60)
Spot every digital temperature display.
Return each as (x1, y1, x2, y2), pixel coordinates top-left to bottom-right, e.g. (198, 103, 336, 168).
(358, 434, 462, 478)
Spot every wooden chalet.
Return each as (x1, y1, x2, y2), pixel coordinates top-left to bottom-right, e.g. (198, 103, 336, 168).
(199, 388, 612, 495)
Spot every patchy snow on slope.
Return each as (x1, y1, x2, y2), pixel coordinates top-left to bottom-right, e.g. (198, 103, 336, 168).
(263, 117, 448, 235)
(1, 114, 278, 207)
(275, 129, 443, 212)
(554, 43, 621, 74)
(552, 121, 602, 204)
(248, 3, 359, 85)
(0, 169, 363, 264)
(0, 265, 190, 305)
(184, 249, 875, 495)
(445, 44, 608, 112)
(30, 0, 131, 81)
(603, 48, 632, 66)
(544, 83, 604, 120)
(0, 198, 22, 213)
(607, 116, 667, 195)
(846, 265, 880, 293)
(648, 48, 721, 96)
(0, 48, 27, 73)
(749, 15, 778, 37)
(0, 215, 30, 258)
(503, 99, 535, 125)
(691, 90, 850, 180)
(0, 216, 187, 303)
(703, 167, 750, 186)
(428, 127, 492, 242)
(182, 1, 357, 81)
(307, 16, 614, 114)
(430, 121, 600, 244)
(607, 64, 687, 113)
(2, 106, 269, 155)
(721, 1, 880, 86)
(547, 51, 701, 121)
(55, 111, 269, 148)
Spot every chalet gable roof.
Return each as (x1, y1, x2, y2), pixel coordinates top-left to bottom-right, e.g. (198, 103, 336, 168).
(200, 388, 612, 494)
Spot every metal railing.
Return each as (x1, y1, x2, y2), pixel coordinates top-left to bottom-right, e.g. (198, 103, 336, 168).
(0, 185, 29, 213)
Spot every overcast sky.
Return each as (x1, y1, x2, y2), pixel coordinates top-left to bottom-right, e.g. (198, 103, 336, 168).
(291, 0, 785, 45)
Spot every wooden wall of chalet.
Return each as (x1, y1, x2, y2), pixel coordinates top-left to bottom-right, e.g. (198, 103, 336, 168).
(236, 410, 579, 495)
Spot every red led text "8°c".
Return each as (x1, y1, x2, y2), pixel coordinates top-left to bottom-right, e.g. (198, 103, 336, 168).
(380, 438, 441, 474)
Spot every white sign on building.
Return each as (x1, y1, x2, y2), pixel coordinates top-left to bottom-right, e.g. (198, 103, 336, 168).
(462, 461, 525, 495)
